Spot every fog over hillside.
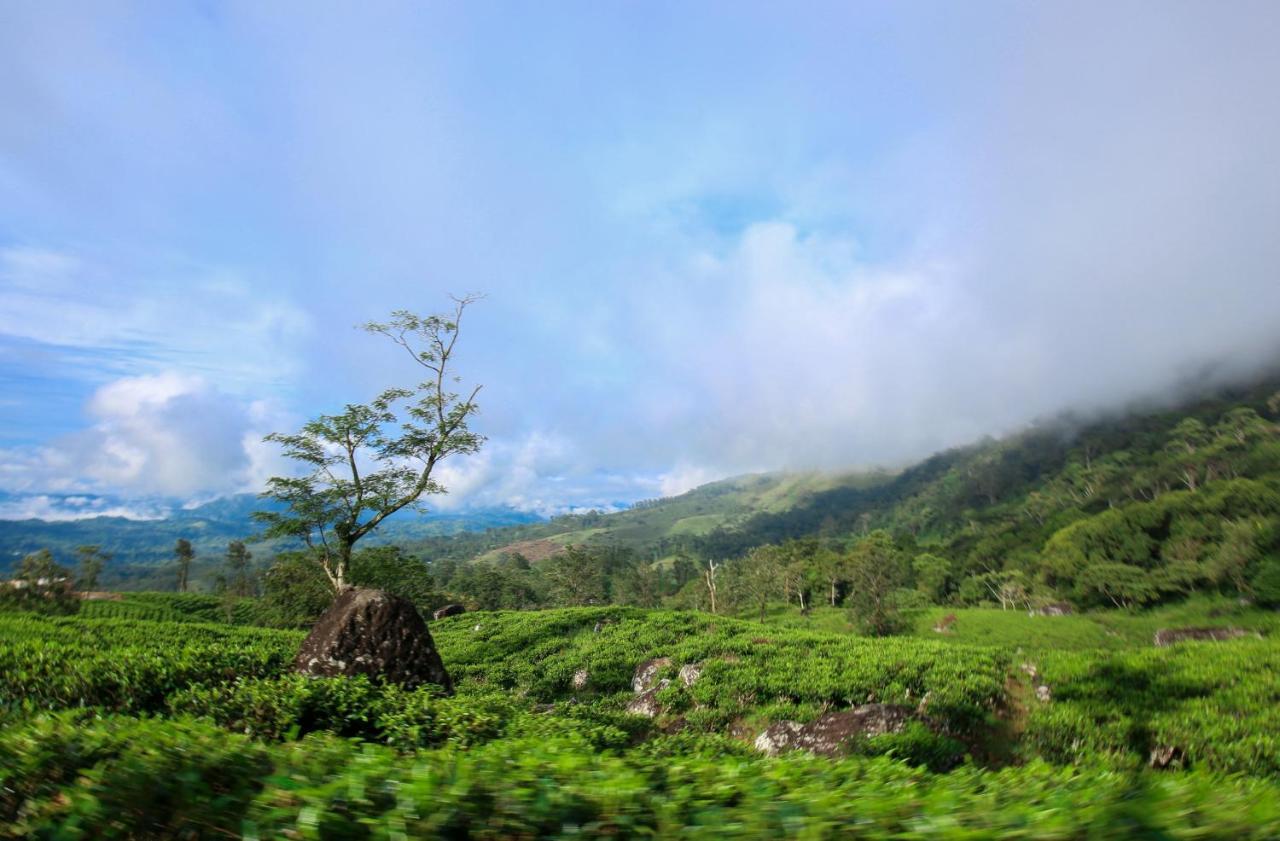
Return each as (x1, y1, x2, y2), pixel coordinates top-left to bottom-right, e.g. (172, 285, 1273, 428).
(1, 2, 1278, 518)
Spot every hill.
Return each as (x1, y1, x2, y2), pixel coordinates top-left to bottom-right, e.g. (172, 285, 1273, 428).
(454, 471, 884, 565)
(425, 379, 1280, 567)
(411, 374, 1280, 617)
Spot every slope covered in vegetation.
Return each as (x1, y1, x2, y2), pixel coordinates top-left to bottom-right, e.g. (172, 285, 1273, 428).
(415, 377, 1280, 622)
(3, 603, 1280, 837)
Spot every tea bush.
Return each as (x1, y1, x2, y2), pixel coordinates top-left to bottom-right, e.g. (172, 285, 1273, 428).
(5, 712, 1280, 839)
(1023, 638, 1280, 774)
(0, 613, 300, 714)
(4, 602, 1280, 836)
(434, 607, 1011, 737)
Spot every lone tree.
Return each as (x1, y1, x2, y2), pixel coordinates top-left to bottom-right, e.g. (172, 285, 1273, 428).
(845, 530, 910, 636)
(225, 540, 254, 597)
(174, 539, 195, 592)
(255, 296, 484, 593)
(75, 544, 111, 591)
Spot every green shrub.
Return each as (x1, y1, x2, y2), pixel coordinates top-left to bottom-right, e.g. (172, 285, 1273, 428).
(1023, 639, 1280, 775)
(0, 613, 300, 715)
(7, 713, 1280, 839)
(861, 720, 968, 771)
(1253, 557, 1280, 608)
(0, 712, 270, 839)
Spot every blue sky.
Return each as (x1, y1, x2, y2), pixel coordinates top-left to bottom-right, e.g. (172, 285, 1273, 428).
(2, 2, 1279, 519)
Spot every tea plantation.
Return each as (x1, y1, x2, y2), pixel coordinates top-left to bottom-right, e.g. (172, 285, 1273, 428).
(3, 599, 1280, 838)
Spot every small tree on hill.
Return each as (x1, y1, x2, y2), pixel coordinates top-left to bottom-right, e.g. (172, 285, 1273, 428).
(815, 545, 848, 607)
(845, 530, 910, 635)
(255, 296, 484, 594)
(912, 553, 951, 603)
(225, 540, 254, 597)
(174, 539, 195, 592)
(728, 544, 785, 622)
(702, 558, 721, 614)
(543, 545, 607, 606)
(76, 544, 111, 591)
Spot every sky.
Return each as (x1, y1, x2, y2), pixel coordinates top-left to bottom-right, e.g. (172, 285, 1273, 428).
(2, 1, 1280, 520)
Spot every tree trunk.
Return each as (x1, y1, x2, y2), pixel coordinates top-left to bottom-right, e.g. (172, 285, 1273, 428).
(327, 541, 354, 593)
(703, 560, 718, 614)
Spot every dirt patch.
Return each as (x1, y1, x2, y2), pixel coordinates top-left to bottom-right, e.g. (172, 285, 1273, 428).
(487, 539, 567, 563)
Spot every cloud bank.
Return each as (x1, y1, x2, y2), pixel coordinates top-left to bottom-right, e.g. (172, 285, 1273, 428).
(0, 373, 285, 501)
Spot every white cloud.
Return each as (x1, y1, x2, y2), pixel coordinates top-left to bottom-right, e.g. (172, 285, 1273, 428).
(655, 464, 725, 499)
(0, 494, 170, 522)
(423, 431, 648, 517)
(0, 372, 289, 498)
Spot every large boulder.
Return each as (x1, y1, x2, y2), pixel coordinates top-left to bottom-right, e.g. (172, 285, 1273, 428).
(754, 720, 804, 755)
(433, 603, 466, 620)
(1153, 627, 1254, 647)
(294, 588, 452, 692)
(755, 704, 916, 757)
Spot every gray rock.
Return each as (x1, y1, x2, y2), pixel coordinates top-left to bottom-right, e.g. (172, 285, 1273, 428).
(632, 657, 673, 693)
(294, 588, 451, 692)
(754, 720, 804, 756)
(678, 663, 703, 687)
(754, 704, 916, 757)
(626, 679, 670, 717)
(433, 603, 466, 620)
(1035, 602, 1073, 616)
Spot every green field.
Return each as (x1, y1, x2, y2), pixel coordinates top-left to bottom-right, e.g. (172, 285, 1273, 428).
(2, 596, 1279, 838)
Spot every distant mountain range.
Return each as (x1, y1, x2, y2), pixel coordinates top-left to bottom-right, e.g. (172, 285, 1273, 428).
(0, 492, 543, 587)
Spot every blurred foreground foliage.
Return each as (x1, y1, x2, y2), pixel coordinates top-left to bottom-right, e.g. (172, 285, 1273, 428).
(5, 712, 1280, 839)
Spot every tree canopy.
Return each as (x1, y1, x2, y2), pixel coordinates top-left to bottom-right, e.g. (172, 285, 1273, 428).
(255, 296, 484, 592)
